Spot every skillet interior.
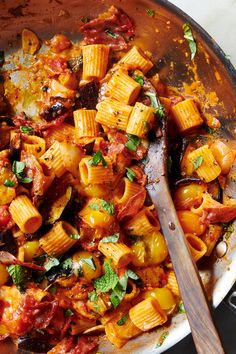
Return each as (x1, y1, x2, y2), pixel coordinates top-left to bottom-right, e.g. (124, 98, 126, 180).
(1, 0, 236, 352)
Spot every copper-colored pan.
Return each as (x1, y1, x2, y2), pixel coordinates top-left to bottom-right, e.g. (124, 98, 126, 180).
(1, 0, 236, 353)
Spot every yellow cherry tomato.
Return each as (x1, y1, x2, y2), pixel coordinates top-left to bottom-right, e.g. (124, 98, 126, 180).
(24, 240, 43, 261)
(177, 210, 206, 236)
(144, 287, 176, 312)
(145, 231, 168, 265)
(72, 251, 102, 281)
(174, 183, 207, 210)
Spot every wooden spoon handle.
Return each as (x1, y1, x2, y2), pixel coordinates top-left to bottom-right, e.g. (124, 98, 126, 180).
(148, 181, 224, 354)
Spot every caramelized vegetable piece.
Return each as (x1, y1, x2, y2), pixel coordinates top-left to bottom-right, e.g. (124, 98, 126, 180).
(49, 34, 72, 53)
(22, 29, 41, 55)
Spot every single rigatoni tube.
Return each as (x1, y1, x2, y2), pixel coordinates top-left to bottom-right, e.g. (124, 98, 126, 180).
(185, 234, 207, 261)
(39, 221, 78, 257)
(119, 46, 153, 73)
(98, 242, 133, 268)
(105, 317, 141, 348)
(96, 98, 133, 131)
(79, 156, 113, 185)
(39, 141, 66, 177)
(82, 44, 110, 80)
(171, 98, 203, 133)
(201, 224, 222, 256)
(22, 135, 46, 158)
(73, 109, 98, 138)
(129, 298, 167, 331)
(187, 145, 221, 182)
(9, 195, 42, 233)
(106, 69, 141, 105)
(115, 177, 145, 205)
(167, 270, 180, 297)
(124, 207, 160, 235)
(126, 102, 155, 137)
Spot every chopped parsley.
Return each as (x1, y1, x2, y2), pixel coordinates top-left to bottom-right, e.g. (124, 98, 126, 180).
(12, 161, 33, 184)
(193, 156, 203, 170)
(100, 233, 120, 243)
(156, 331, 169, 347)
(206, 126, 215, 134)
(81, 256, 96, 271)
(7, 265, 28, 292)
(88, 150, 107, 167)
(101, 199, 115, 215)
(125, 134, 141, 152)
(134, 75, 144, 86)
(20, 126, 34, 135)
(4, 179, 15, 187)
(146, 9, 155, 17)
(126, 167, 136, 182)
(183, 23, 197, 60)
(61, 257, 73, 270)
(105, 29, 119, 38)
(94, 261, 119, 293)
(65, 309, 74, 317)
(117, 314, 129, 326)
(69, 234, 80, 240)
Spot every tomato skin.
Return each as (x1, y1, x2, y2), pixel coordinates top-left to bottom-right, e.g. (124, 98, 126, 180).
(0, 205, 13, 231)
(177, 210, 207, 236)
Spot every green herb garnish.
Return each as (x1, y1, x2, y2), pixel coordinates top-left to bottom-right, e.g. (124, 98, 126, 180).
(65, 309, 74, 317)
(4, 179, 15, 187)
(12, 161, 33, 184)
(101, 199, 115, 215)
(20, 126, 34, 135)
(7, 265, 27, 292)
(178, 302, 186, 314)
(206, 126, 215, 134)
(89, 203, 100, 211)
(134, 75, 144, 86)
(145, 92, 165, 119)
(117, 314, 129, 326)
(105, 29, 119, 38)
(44, 257, 60, 272)
(125, 134, 141, 152)
(222, 223, 234, 240)
(101, 233, 120, 243)
(183, 23, 197, 60)
(81, 256, 96, 271)
(146, 9, 155, 17)
(94, 261, 119, 293)
(126, 167, 136, 182)
(88, 150, 107, 167)
(49, 285, 58, 295)
(88, 291, 99, 302)
(69, 234, 80, 240)
(193, 156, 203, 170)
(61, 257, 73, 270)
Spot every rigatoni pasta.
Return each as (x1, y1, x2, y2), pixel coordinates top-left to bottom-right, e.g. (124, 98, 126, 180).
(73, 109, 98, 138)
(126, 102, 155, 137)
(171, 98, 203, 133)
(82, 44, 110, 80)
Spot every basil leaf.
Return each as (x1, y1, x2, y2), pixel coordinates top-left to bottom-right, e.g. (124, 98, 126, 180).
(110, 293, 121, 308)
(61, 258, 73, 270)
(178, 302, 186, 314)
(89, 203, 100, 211)
(145, 92, 165, 119)
(156, 331, 169, 348)
(101, 233, 119, 243)
(105, 29, 119, 38)
(117, 314, 129, 326)
(125, 134, 141, 152)
(94, 261, 119, 293)
(134, 76, 144, 86)
(7, 265, 27, 292)
(44, 257, 60, 271)
(126, 167, 136, 182)
(183, 23, 197, 60)
(146, 8, 155, 17)
(20, 126, 34, 135)
(101, 199, 115, 216)
(69, 234, 80, 240)
(4, 179, 15, 187)
(193, 156, 203, 170)
(12, 161, 25, 175)
(19, 177, 33, 184)
(88, 150, 107, 167)
(206, 126, 215, 134)
(65, 309, 74, 317)
(81, 256, 96, 271)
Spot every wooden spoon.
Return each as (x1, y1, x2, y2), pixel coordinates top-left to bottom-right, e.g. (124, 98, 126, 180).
(145, 118, 225, 354)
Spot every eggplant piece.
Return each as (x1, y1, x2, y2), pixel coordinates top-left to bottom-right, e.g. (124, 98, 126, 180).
(83, 140, 95, 155)
(173, 177, 202, 189)
(18, 337, 53, 353)
(9, 132, 21, 161)
(0, 230, 17, 255)
(77, 81, 99, 110)
(46, 185, 73, 224)
(41, 101, 67, 122)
